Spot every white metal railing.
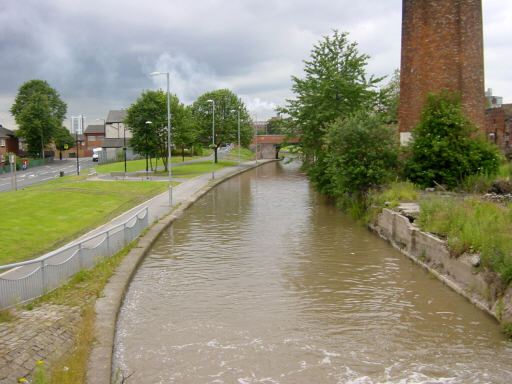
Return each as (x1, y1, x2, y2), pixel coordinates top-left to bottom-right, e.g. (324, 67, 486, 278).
(0, 206, 149, 309)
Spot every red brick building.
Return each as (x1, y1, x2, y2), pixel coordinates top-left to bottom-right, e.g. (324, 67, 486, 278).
(0, 125, 19, 157)
(485, 104, 512, 158)
(399, 0, 485, 141)
(84, 124, 105, 157)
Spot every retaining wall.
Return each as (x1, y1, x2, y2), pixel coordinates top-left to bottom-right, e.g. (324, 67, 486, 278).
(371, 208, 512, 324)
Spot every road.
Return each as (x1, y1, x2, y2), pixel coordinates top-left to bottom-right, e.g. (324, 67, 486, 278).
(0, 158, 95, 192)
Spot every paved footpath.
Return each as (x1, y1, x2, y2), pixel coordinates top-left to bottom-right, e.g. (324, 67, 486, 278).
(0, 159, 269, 384)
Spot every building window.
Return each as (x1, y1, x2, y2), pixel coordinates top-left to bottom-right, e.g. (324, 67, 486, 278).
(89, 135, 96, 141)
(0, 138, 5, 147)
(98, 136, 104, 141)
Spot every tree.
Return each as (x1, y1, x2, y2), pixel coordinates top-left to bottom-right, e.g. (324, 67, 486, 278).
(378, 69, 400, 124)
(190, 89, 253, 162)
(54, 126, 75, 160)
(266, 117, 285, 134)
(10, 80, 67, 157)
(124, 90, 194, 171)
(173, 106, 196, 161)
(324, 110, 398, 198)
(402, 91, 501, 189)
(278, 30, 383, 188)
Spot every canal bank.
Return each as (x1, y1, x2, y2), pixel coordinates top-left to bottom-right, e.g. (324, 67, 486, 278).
(370, 206, 512, 328)
(87, 159, 277, 384)
(113, 160, 512, 383)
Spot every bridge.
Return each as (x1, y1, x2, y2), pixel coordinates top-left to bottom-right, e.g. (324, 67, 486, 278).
(251, 135, 299, 159)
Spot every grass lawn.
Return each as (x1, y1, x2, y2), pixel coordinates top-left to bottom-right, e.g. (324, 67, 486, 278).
(159, 160, 238, 176)
(93, 154, 209, 174)
(0, 176, 168, 265)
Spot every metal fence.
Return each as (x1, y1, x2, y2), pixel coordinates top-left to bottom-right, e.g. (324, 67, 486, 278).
(0, 206, 149, 309)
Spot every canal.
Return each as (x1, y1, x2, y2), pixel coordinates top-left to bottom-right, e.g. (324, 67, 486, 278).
(114, 160, 512, 383)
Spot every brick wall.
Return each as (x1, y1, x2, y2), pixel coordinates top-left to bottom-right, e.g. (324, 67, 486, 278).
(399, 0, 485, 133)
(485, 105, 512, 157)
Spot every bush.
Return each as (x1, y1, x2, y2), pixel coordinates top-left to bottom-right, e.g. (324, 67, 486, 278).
(324, 110, 399, 198)
(402, 91, 501, 189)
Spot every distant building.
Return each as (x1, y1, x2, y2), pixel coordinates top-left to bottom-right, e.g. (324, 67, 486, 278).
(105, 110, 131, 139)
(71, 115, 86, 134)
(0, 125, 19, 158)
(485, 104, 512, 158)
(486, 88, 503, 109)
(84, 124, 105, 157)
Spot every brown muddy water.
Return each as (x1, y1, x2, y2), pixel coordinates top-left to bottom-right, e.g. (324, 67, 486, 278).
(113, 160, 512, 383)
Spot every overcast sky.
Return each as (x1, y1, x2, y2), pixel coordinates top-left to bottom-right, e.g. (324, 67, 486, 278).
(0, 0, 510, 131)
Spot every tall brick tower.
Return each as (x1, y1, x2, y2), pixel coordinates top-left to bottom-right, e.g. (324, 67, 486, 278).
(399, 0, 485, 139)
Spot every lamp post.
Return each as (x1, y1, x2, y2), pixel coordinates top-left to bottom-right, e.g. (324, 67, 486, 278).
(207, 99, 215, 180)
(231, 109, 241, 167)
(150, 71, 172, 206)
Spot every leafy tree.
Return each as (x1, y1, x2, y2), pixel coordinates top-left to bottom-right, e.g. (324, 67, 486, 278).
(278, 30, 383, 188)
(173, 106, 196, 161)
(125, 90, 194, 171)
(191, 89, 253, 162)
(402, 91, 501, 189)
(10, 80, 67, 157)
(378, 69, 400, 124)
(54, 126, 76, 159)
(266, 117, 285, 134)
(324, 110, 398, 198)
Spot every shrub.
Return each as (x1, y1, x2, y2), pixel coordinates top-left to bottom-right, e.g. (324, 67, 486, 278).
(324, 110, 399, 199)
(402, 91, 501, 189)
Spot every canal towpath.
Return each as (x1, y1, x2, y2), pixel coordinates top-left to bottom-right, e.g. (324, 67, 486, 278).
(0, 158, 272, 384)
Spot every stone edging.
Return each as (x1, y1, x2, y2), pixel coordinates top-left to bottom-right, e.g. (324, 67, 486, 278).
(370, 208, 512, 325)
(86, 160, 277, 384)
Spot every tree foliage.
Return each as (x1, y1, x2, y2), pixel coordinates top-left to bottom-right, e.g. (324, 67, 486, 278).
(278, 30, 383, 185)
(378, 68, 400, 124)
(266, 117, 285, 134)
(54, 126, 76, 152)
(10, 80, 67, 157)
(125, 90, 195, 170)
(190, 89, 253, 162)
(324, 111, 399, 197)
(402, 91, 501, 189)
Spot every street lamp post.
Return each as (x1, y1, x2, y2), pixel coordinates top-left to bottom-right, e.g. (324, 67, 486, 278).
(150, 71, 172, 206)
(231, 109, 241, 167)
(207, 99, 215, 179)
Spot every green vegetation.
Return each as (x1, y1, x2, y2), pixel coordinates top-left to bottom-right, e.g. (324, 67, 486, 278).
(402, 91, 501, 189)
(0, 178, 167, 265)
(417, 197, 512, 284)
(191, 89, 254, 163)
(221, 147, 254, 162)
(157, 160, 238, 176)
(10, 79, 67, 157)
(323, 111, 398, 198)
(0, 309, 15, 323)
(93, 155, 208, 174)
(125, 90, 197, 170)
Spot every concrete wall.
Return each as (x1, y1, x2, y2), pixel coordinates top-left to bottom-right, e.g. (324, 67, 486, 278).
(372, 208, 512, 324)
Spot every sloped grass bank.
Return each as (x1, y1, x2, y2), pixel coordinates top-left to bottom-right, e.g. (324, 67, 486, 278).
(0, 177, 167, 265)
(417, 197, 512, 285)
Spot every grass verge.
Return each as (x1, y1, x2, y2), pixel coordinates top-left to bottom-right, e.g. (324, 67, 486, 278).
(0, 177, 167, 265)
(93, 154, 210, 174)
(155, 160, 238, 176)
(417, 196, 512, 284)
